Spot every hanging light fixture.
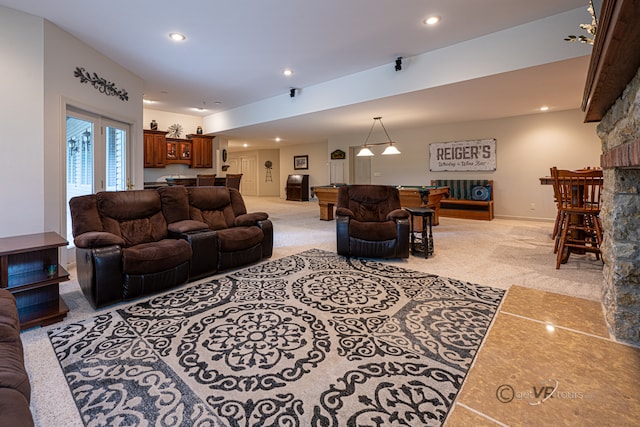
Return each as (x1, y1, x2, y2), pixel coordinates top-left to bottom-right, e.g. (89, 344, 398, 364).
(356, 116, 401, 156)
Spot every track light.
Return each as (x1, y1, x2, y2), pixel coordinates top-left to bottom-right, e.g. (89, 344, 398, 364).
(395, 57, 402, 71)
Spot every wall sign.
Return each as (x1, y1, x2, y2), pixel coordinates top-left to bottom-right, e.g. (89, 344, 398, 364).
(429, 139, 496, 171)
(330, 149, 346, 160)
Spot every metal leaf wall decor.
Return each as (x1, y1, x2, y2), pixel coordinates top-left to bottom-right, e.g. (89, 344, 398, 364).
(74, 67, 129, 101)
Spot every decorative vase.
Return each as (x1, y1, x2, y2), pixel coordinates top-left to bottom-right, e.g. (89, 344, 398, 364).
(150, 120, 158, 130)
(196, 126, 203, 135)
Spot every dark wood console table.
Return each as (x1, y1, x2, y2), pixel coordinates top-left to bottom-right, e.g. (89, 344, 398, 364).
(0, 232, 70, 330)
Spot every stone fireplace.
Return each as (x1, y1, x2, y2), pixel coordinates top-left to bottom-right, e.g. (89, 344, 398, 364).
(583, 0, 640, 346)
(598, 68, 640, 345)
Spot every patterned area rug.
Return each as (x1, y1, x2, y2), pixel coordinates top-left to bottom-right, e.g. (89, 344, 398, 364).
(49, 249, 504, 426)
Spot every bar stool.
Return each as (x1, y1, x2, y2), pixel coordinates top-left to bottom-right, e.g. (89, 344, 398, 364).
(551, 167, 603, 269)
(404, 207, 435, 258)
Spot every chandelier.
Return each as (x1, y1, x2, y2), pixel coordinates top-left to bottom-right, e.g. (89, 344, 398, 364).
(356, 117, 401, 156)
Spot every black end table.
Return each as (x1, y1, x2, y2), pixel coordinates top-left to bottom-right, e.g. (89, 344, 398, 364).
(404, 207, 435, 258)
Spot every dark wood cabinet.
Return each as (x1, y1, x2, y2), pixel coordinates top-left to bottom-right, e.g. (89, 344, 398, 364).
(144, 130, 214, 169)
(166, 138, 192, 165)
(189, 134, 214, 168)
(286, 174, 310, 201)
(0, 232, 70, 330)
(143, 130, 167, 168)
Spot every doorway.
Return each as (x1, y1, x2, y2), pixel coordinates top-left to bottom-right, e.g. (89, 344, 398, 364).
(65, 107, 130, 253)
(227, 154, 258, 195)
(350, 146, 371, 184)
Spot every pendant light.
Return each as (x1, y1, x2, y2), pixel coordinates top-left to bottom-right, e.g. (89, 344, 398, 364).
(356, 117, 401, 156)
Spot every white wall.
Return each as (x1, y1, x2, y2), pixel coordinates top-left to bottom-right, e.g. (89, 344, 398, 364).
(257, 150, 281, 196)
(279, 142, 329, 198)
(0, 7, 44, 237)
(143, 109, 203, 136)
(328, 109, 600, 220)
(43, 20, 144, 238)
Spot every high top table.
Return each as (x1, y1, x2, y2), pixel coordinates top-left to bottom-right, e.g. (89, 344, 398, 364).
(404, 207, 435, 258)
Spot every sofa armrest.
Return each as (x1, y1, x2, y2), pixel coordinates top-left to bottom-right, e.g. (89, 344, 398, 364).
(387, 209, 410, 221)
(173, 229, 218, 280)
(74, 231, 124, 248)
(335, 207, 354, 218)
(75, 246, 123, 308)
(168, 220, 209, 234)
(257, 219, 273, 258)
(336, 215, 350, 256)
(395, 218, 410, 258)
(234, 212, 269, 226)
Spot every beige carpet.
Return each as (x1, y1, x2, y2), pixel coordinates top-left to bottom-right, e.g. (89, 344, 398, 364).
(21, 196, 604, 426)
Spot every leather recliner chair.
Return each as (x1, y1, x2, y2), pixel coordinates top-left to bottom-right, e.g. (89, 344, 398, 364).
(336, 185, 410, 259)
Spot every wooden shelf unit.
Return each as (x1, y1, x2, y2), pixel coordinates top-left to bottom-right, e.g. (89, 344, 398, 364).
(0, 232, 70, 330)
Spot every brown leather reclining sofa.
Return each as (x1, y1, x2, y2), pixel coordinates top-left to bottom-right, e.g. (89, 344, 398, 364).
(69, 186, 272, 308)
(0, 289, 34, 426)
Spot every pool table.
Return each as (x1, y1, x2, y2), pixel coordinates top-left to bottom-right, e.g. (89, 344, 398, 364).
(311, 184, 450, 225)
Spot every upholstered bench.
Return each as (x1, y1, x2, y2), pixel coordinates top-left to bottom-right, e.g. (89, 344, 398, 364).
(431, 179, 494, 220)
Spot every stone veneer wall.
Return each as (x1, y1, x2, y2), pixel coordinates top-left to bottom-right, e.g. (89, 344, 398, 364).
(597, 66, 640, 346)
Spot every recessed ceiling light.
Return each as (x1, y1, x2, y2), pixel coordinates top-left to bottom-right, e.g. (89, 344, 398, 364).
(424, 16, 440, 25)
(275, 137, 281, 142)
(540, 106, 550, 111)
(243, 143, 248, 148)
(169, 32, 186, 41)
(283, 69, 293, 76)
(143, 99, 156, 104)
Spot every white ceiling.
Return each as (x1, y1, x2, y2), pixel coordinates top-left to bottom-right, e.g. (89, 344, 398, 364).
(0, 0, 594, 149)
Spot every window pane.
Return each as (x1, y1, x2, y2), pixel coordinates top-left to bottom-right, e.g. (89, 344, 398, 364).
(105, 126, 126, 191)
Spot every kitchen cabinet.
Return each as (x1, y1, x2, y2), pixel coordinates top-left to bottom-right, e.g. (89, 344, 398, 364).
(189, 134, 214, 168)
(166, 138, 192, 165)
(143, 130, 167, 168)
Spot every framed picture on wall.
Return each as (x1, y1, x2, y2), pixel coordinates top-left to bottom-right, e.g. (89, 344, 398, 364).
(294, 155, 308, 170)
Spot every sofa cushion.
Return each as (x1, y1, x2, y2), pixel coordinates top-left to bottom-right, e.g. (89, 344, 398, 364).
(97, 190, 168, 247)
(338, 185, 401, 222)
(432, 179, 492, 200)
(187, 187, 236, 229)
(158, 186, 191, 223)
(0, 291, 19, 329)
(0, 388, 34, 427)
(122, 239, 192, 275)
(0, 323, 30, 402)
(349, 219, 398, 241)
(188, 187, 232, 211)
(69, 195, 104, 236)
(216, 227, 264, 252)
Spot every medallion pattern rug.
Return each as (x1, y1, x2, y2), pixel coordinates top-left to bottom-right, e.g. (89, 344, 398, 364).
(49, 249, 505, 426)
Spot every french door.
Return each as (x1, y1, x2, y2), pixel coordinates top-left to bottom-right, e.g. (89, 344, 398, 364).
(65, 108, 130, 250)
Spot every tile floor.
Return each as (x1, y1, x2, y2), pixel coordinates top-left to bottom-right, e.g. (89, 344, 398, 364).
(446, 285, 640, 426)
